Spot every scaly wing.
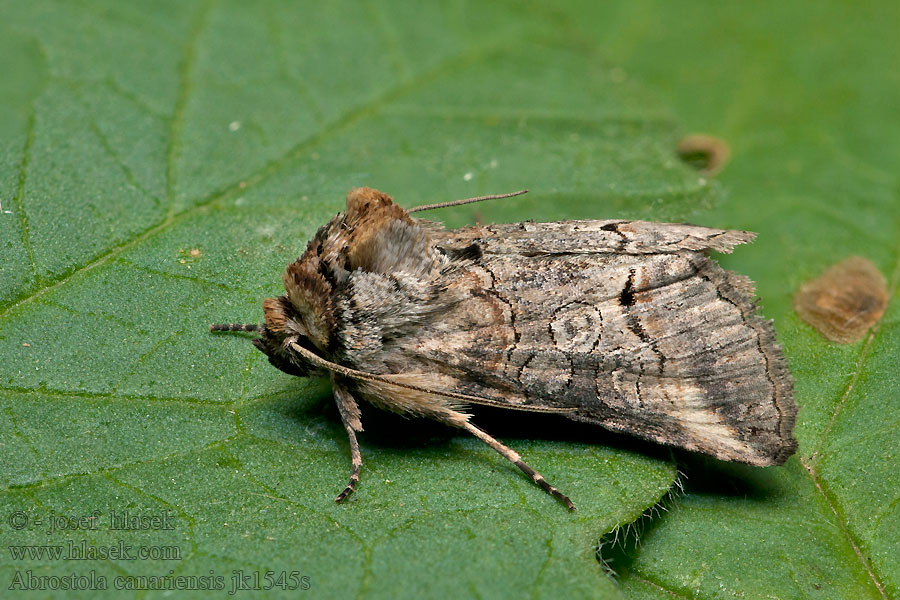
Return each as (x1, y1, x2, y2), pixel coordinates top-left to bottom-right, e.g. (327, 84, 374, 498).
(338, 218, 796, 466)
(429, 219, 756, 255)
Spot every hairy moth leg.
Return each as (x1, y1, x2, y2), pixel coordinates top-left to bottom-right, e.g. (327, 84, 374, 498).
(332, 382, 364, 503)
(462, 421, 576, 511)
(282, 340, 576, 509)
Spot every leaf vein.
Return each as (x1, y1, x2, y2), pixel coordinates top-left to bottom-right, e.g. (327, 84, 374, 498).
(263, 3, 326, 124)
(628, 573, 694, 598)
(116, 258, 263, 296)
(80, 96, 159, 205)
(13, 106, 38, 284)
(0, 433, 241, 494)
(800, 211, 900, 600)
(166, 0, 215, 217)
(0, 32, 521, 320)
(4, 406, 42, 461)
(0, 385, 240, 407)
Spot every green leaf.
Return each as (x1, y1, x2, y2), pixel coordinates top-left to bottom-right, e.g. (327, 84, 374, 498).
(1, 2, 896, 599)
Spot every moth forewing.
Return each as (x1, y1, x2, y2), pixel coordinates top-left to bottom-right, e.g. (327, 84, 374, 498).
(211, 187, 797, 510)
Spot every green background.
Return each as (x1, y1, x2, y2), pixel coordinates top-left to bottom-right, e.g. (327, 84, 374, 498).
(1, 1, 897, 598)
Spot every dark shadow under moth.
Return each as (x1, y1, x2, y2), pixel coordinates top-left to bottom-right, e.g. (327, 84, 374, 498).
(211, 187, 797, 510)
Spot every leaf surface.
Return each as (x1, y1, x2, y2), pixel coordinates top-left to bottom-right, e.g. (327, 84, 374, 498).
(1, 2, 896, 599)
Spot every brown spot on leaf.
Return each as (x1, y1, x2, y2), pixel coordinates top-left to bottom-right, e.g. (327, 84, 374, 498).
(677, 134, 731, 176)
(794, 256, 888, 343)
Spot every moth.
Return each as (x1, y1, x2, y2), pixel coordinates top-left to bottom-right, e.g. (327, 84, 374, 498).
(212, 187, 797, 510)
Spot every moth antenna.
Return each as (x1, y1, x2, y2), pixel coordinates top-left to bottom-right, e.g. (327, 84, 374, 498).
(463, 421, 575, 510)
(286, 341, 575, 413)
(210, 323, 261, 332)
(406, 189, 528, 213)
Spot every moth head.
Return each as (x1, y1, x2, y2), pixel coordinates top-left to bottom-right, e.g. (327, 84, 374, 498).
(280, 257, 334, 350)
(252, 247, 338, 376)
(252, 294, 330, 377)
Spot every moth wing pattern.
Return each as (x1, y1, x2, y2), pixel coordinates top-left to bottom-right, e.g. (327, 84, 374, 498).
(218, 187, 798, 508)
(339, 215, 796, 466)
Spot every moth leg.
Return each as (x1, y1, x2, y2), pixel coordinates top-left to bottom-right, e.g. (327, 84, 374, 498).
(332, 382, 364, 503)
(462, 421, 576, 511)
